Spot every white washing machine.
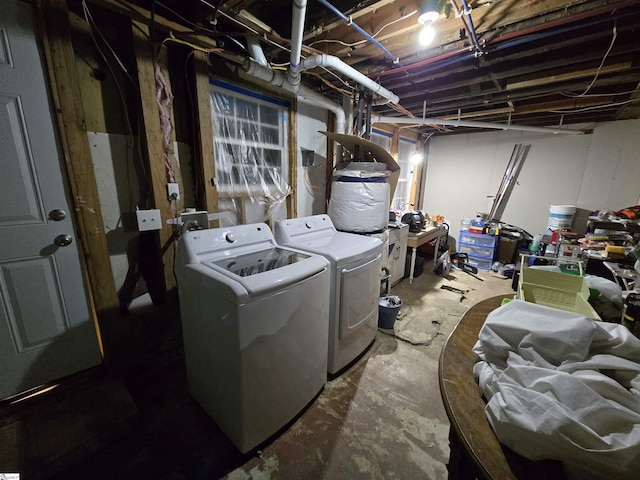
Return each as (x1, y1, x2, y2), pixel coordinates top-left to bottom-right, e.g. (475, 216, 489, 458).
(274, 215, 383, 374)
(175, 223, 330, 453)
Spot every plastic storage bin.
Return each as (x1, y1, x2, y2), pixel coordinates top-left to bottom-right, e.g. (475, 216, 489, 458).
(459, 244, 494, 258)
(459, 232, 496, 248)
(458, 231, 497, 270)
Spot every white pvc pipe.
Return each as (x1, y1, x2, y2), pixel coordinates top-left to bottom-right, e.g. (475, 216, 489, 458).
(300, 55, 400, 105)
(289, 0, 307, 86)
(246, 37, 269, 67)
(371, 115, 586, 135)
(244, 59, 346, 162)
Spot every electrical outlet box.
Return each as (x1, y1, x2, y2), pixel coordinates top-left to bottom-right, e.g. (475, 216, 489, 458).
(301, 148, 314, 167)
(167, 183, 180, 200)
(136, 209, 162, 231)
(181, 210, 209, 230)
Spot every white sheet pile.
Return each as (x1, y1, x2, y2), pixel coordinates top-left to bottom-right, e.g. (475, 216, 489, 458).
(473, 300, 640, 479)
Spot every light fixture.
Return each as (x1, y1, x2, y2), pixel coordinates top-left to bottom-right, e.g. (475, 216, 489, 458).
(417, 0, 440, 25)
(417, 0, 440, 46)
(410, 151, 423, 164)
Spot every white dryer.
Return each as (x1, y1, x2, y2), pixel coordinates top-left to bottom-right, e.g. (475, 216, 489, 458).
(176, 223, 330, 453)
(274, 215, 383, 374)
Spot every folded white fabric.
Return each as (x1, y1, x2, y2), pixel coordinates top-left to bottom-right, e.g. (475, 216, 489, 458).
(473, 300, 640, 479)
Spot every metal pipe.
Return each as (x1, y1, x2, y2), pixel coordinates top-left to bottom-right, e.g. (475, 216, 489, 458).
(459, 0, 483, 56)
(371, 115, 586, 135)
(300, 54, 400, 104)
(375, 2, 637, 79)
(365, 90, 372, 140)
(449, 0, 482, 55)
(316, 0, 399, 65)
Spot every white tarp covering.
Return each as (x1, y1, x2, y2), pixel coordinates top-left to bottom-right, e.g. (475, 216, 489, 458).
(473, 300, 640, 479)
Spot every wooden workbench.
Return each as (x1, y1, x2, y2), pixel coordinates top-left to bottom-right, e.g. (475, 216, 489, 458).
(438, 295, 567, 479)
(406, 225, 445, 284)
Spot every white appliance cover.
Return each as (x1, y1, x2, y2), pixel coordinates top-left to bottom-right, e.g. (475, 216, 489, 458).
(328, 170, 389, 233)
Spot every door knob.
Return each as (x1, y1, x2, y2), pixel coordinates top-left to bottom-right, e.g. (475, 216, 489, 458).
(49, 209, 67, 221)
(54, 234, 73, 247)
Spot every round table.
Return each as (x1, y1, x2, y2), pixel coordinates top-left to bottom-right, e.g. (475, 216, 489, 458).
(438, 295, 566, 480)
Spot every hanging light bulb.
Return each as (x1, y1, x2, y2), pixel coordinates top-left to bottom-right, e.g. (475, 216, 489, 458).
(417, 0, 440, 47)
(410, 151, 423, 164)
(419, 25, 436, 46)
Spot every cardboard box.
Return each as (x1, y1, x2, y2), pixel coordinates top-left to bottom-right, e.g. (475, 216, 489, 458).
(320, 131, 401, 208)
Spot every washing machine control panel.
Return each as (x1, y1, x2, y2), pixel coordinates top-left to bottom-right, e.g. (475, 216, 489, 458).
(186, 223, 275, 255)
(276, 214, 336, 241)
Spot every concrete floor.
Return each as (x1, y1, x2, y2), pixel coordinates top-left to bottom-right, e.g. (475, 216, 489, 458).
(6, 261, 516, 479)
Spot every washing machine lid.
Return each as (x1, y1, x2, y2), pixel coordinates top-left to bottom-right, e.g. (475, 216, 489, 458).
(275, 215, 383, 264)
(210, 247, 310, 277)
(177, 224, 329, 296)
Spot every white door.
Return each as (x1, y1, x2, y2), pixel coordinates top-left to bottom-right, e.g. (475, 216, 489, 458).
(0, 0, 101, 399)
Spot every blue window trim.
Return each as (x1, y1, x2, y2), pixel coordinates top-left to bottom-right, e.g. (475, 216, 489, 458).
(209, 78, 289, 108)
(371, 128, 393, 138)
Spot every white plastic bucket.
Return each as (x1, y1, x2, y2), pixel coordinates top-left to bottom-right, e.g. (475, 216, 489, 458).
(548, 205, 576, 230)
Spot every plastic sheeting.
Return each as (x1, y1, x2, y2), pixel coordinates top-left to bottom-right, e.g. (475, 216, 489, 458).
(473, 300, 640, 479)
(210, 87, 291, 223)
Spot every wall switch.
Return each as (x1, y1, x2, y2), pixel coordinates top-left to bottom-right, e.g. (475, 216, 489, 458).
(167, 183, 180, 200)
(136, 209, 162, 231)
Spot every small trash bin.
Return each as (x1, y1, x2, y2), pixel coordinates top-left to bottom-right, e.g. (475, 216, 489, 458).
(378, 294, 402, 329)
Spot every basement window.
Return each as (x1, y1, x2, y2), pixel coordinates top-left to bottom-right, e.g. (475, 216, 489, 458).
(394, 137, 417, 212)
(209, 79, 290, 222)
(370, 131, 417, 211)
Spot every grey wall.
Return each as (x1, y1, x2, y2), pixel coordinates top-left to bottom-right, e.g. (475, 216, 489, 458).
(422, 119, 640, 243)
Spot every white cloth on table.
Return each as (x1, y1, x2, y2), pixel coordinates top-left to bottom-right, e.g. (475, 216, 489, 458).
(473, 299, 640, 479)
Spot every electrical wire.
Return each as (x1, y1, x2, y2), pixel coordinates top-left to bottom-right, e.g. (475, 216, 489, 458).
(82, 1, 134, 84)
(157, 1, 218, 34)
(82, 0, 150, 209)
(308, 9, 418, 49)
(575, 18, 617, 97)
(561, 86, 640, 98)
(549, 96, 640, 114)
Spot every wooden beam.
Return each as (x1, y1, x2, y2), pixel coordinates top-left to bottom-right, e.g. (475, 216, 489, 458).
(88, 0, 217, 48)
(506, 61, 633, 90)
(288, 99, 298, 219)
(131, 19, 176, 292)
(36, 0, 118, 313)
(303, 0, 399, 41)
(193, 51, 219, 220)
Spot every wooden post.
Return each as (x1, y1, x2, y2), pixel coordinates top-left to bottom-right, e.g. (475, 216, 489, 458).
(325, 113, 336, 212)
(36, 0, 118, 313)
(131, 20, 175, 292)
(193, 51, 218, 219)
(287, 99, 298, 219)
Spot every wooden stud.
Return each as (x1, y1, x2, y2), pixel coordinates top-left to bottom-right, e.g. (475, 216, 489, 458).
(131, 19, 175, 292)
(36, 0, 118, 314)
(193, 51, 219, 220)
(287, 99, 298, 219)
